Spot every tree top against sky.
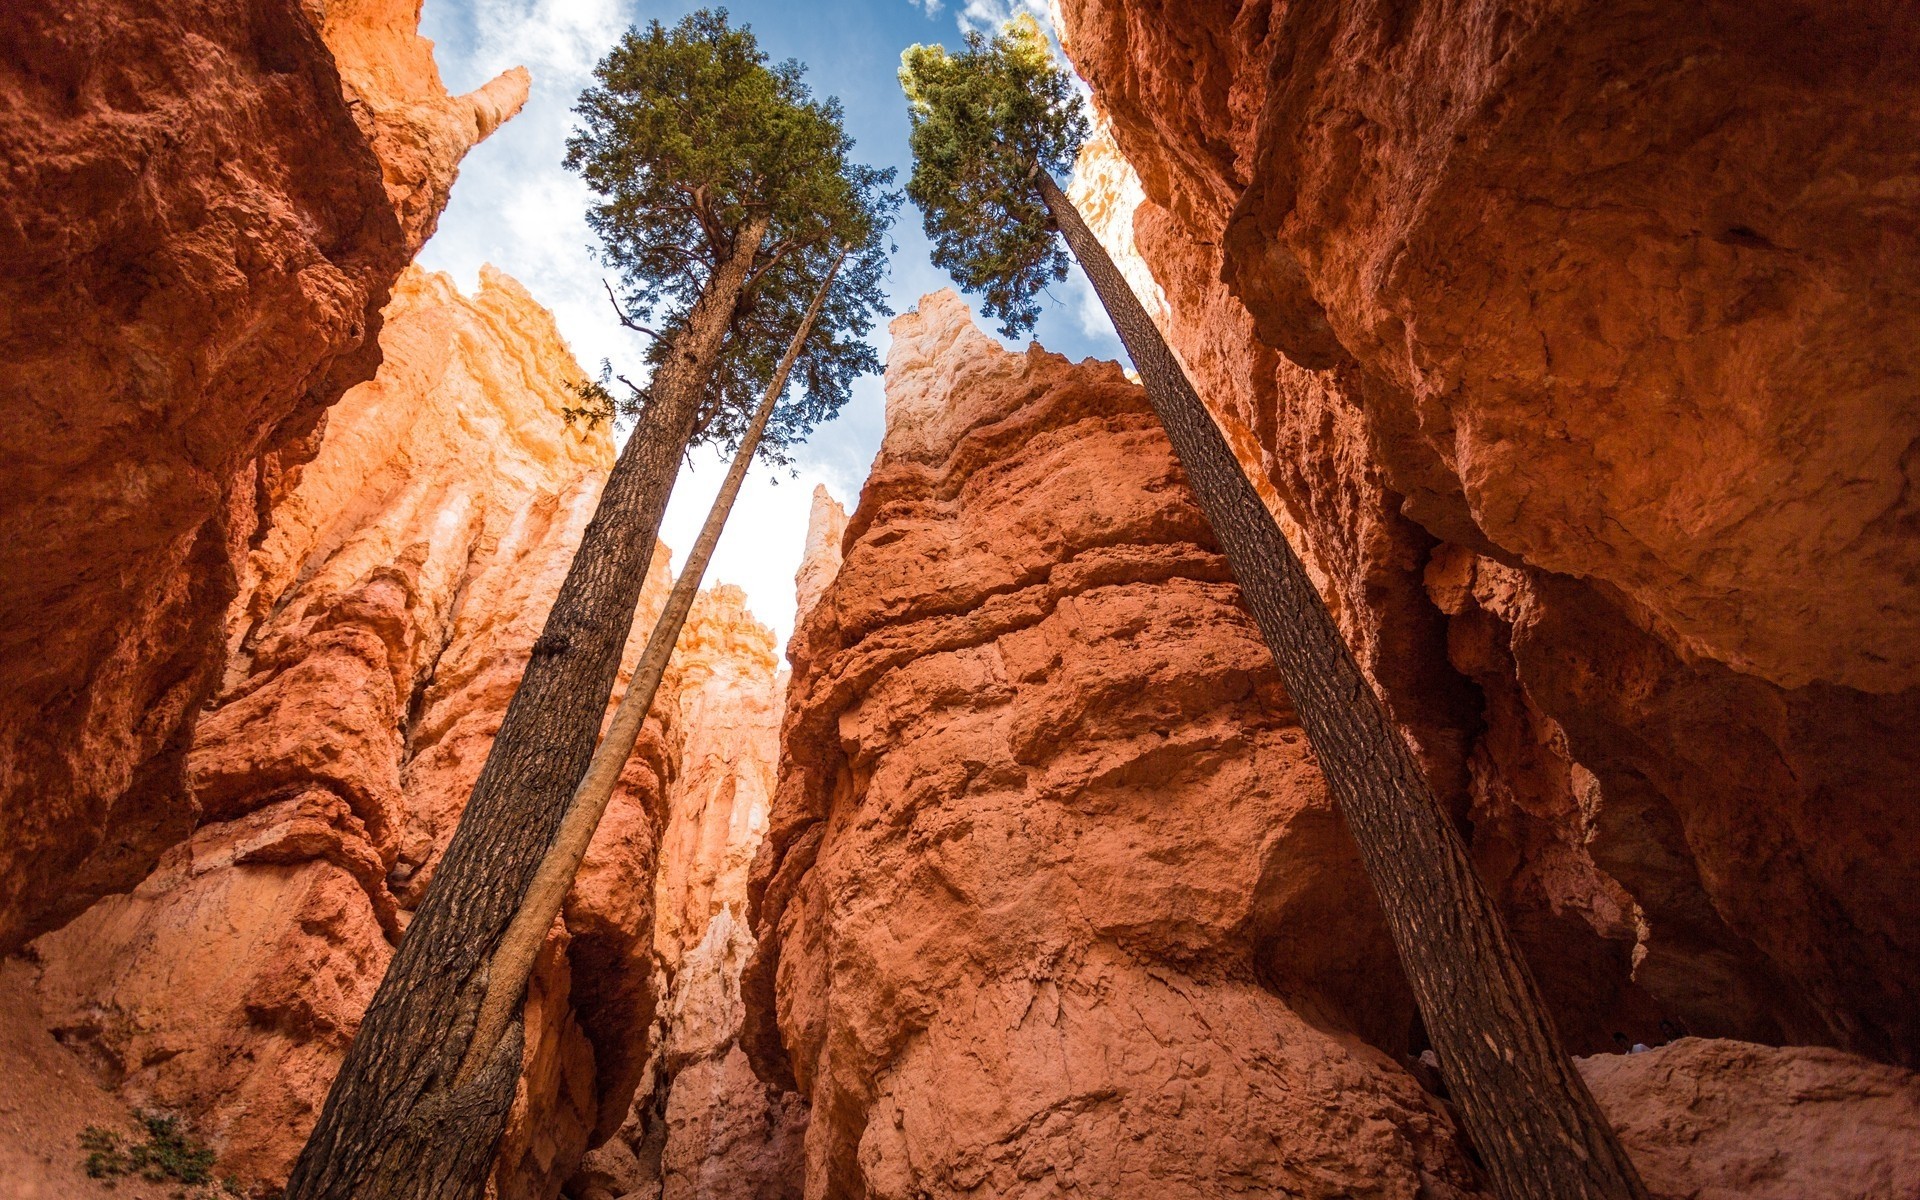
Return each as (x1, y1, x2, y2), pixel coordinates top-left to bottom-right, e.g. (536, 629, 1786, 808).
(900, 14, 1089, 338)
(565, 7, 898, 460)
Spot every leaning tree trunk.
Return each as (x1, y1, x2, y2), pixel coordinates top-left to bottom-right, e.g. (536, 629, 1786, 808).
(283, 212, 773, 1200)
(452, 252, 846, 1086)
(1036, 170, 1648, 1200)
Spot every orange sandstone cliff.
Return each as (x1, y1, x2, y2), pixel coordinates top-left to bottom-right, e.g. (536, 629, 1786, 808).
(739, 290, 1920, 1199)
(19, 266, 680, 1198)
(743, 291, 1484, 1198)
(1055, 0, 1920, 1067)
(4, 3, 1920, 1196)
(0, 0, 528, 952)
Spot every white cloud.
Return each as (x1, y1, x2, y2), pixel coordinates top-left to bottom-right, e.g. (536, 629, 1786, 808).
(419, 0, 642, 378)
(952, 0, 1051, 35)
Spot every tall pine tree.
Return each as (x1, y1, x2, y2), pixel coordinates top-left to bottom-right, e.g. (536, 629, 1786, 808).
(285, 14, 892, 1198)
(899, 18, 1648, 1200)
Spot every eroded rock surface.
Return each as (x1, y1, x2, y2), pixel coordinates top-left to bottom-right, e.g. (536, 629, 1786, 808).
(1057, 0, 1920, 1066)
(27, 267, 673, 1196)
(744, 292, 1483, 1199)
(0, 0, 527, 952)
(1580, 1039, 1920, 1200)
(574, 587, 803, 1200)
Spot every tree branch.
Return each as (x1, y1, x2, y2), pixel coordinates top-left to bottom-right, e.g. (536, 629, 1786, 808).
(744, 238, 797, 289)
(684, 182, 729, 258)
(601, 280, 659, 338)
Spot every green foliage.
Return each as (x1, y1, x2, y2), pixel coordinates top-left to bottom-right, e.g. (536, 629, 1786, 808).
(79, 1112, 224, 1190)
(565, 8, 896, 459)
(561, 378, 619, 430)
(672, 235, 888, 466)
(900, 14, 1089, 337)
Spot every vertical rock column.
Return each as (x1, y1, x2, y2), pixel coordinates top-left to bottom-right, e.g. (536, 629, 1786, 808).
(743, 292, 1483, 1200)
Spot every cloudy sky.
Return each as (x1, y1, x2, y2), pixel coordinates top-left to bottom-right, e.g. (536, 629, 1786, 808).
(415, 0, 1122, 647)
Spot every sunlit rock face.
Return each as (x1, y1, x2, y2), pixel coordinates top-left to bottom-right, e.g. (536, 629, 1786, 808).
(793, 485, 850, 627)
(1057, 0, 1920, 1066)
(653, 586, 783, 981)
(743, 291, 1484, 1200)
(0, 0, 528, 952)
(28, 267, 674, 1196)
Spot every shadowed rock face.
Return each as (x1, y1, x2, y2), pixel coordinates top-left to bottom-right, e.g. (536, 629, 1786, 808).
(1056, 0, 1920, 1066)
(0, 0, 527, 952)
(1579, 1038, 1920, 1200)
(27, 267, 675, 1196)
(745, 291, 1484, 1200)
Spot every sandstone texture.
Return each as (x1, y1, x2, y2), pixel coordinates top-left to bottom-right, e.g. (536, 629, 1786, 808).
(1058, 0, 1920, 1066)
(24, 267, 676, 1197)
(0, 959, 203, 1200)
(794, 486, 851, 626)
(0, 0, 527, 952)
(744, 292, 1484, 1199)
(574, 587, 804, 1200)
(1579, 1039, 1920, 1200)
(653, 587, 783, 980)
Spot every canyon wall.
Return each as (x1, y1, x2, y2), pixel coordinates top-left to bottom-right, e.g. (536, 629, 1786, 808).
(745, 292, 1485, 1199)
(575, 586, 804, 1200)
(0, 0, 527, 952)
(1056, 0, 1920, 1066)
(22, 266, 680, 1198)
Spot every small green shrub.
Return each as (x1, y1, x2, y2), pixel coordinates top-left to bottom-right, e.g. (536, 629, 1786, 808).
(77, 1111, 219, 1189)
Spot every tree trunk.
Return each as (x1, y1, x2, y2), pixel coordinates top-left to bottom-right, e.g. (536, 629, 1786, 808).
(453, 252, 845, 1086)
(1036, 170, 1648, 1200)
(284, 212, 773, 1200)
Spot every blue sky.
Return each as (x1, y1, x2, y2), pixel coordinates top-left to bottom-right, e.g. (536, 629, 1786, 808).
(415, 0, 1124, 646)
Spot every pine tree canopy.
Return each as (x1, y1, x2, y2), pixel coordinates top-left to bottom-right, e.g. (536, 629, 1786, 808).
(565, 8, 896, 458)
(900, 15, 1088, 338)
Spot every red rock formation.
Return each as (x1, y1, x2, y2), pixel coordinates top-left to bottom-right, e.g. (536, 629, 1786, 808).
(0, 959, 189, 1200)
(0, 0, 527, 952)
(745, 291, 1483, 1199)
(1056, 0, 1920, 1065)
(1579, 1039, 1920, 1200)
(574, 586, 804, 1200)
(653, 587, 784, 977)
(25, 267, 674, 1196)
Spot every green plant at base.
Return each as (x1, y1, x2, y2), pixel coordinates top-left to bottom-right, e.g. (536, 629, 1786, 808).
(78, 1112, 219, 1187)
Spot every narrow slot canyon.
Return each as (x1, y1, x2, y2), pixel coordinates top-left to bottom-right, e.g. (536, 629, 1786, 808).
(2, 1, 1917, 1198)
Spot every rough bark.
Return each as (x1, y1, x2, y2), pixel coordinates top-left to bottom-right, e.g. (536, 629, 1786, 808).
(284, 212, 771, 1200)
(1037, 169, 1648, 1200)
(456, 255, 843, 1086)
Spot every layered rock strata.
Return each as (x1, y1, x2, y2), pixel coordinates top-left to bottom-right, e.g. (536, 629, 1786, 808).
(650, 586, 806, 1200)
(744, 292, 1483, 1199)
(26, 267, 674, 1196)
(0, 0, 528, 951)
(1056, 0, 1920, 1065)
